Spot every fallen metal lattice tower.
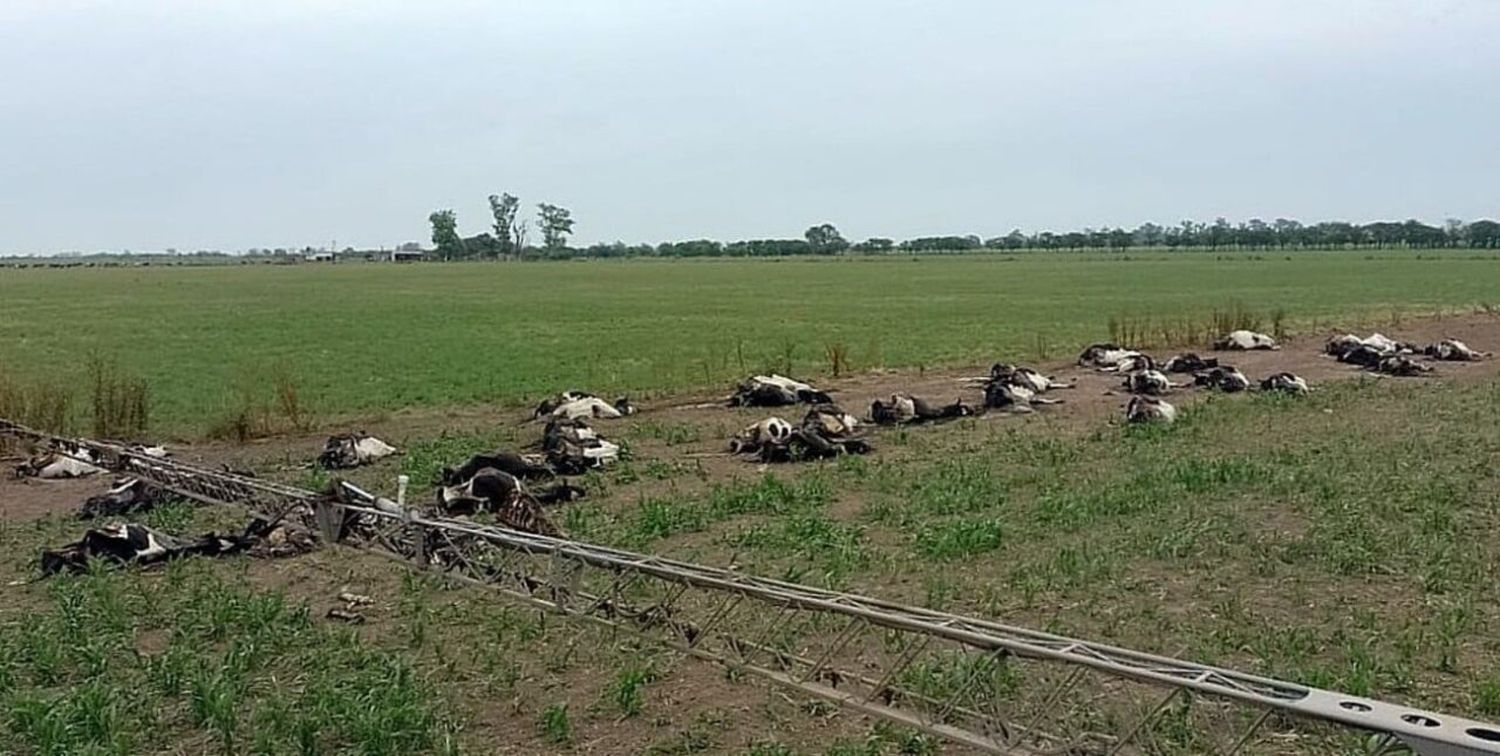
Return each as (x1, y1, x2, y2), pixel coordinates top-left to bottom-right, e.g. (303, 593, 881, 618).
(6, 421, 1499, 756)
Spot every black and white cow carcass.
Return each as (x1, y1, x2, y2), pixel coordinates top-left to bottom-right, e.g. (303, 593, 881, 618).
(729, 407, 870, 462)
(1213, 330, 1279, 351)
(78, 477, 169, 519)
(435, 467, 577, 535)
(533, 391, 637, 420)
(727, 416, 794, 455)
(983, 381, 1063, 412)
(440, 449, 556, 486)
(979, 363, 1068, 412)
(541, 417, 620, 475)
(1259, 372, 1310, 395)
(1423, 338, 1486, 362)
(1323, 333, 1364, 357)
(1122, 369, 1186, 395)
(1078, 344, 1154, 373)
(1194, 366, 1251, 393)
(1376, 355, 1433, 377)
(1162, 353, 1218, 374)
(41, 523, 216, 575)
(39, 518, 313, 576)
(1077, 343, 1123, 367)
(869, 394, 972, 426)
(1360, 333, 1416, 354)
(14, 447, 104, 479)
(987, 363, 1073, 393)
(788, 406, 871, 460)
(1325, 333, 1417, 362)
(727, 374, 833, 407)
(1125, 396, 1177, 424)
(1335, 343, 1388, 368)
(317, 433, 397, 470)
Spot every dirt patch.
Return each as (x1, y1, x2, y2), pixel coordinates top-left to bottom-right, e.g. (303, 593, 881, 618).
(0, 475, 112, 522)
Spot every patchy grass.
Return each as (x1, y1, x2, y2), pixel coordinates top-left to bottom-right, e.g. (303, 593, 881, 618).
(0, 561, 460, 755)
(3, 367, 1499, 752)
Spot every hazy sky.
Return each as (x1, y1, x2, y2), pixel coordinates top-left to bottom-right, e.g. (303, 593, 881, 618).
(3, 0, 1497, 254)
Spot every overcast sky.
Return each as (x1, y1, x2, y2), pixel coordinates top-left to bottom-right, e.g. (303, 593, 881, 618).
(2, 0, 1497, 254)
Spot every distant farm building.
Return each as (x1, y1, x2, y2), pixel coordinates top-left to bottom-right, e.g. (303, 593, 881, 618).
(308, 251, 336, 263)
(391, 249, 426, 263)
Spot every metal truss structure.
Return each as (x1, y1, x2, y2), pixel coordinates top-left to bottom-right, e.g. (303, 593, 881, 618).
(5, 419, 1499, 755)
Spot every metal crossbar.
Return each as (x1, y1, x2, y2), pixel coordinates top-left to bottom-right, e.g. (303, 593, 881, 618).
(6, 419, 1500, 756)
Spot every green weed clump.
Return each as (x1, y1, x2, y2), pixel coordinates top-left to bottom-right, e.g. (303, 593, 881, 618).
(539, 703, 572, 744)
(87, 354, 150, 440)
(0, 369, 72, 436)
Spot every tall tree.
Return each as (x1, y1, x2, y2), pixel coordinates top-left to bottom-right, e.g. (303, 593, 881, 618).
(1444, 218, 1466, 247)
(804, 223, 849, 254)
(487, 193, 522, 257)
(536, 203, 575, 251)
(428, 210, 463, 261)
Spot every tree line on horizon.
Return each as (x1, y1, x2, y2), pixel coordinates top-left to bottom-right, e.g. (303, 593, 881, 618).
(428, 198, 1500, 261)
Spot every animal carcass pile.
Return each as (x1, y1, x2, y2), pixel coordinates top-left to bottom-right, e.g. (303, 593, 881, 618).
(428, 391, 629, 534)
(533, 390, 636, 420)
(1325, 333, 1483, 376)
(1092, 336, 1312, 425)
(869, 394, 971, 425)
(40, 518, 314, 577)
(318, 432, 397, 469)
(727, 374, 833, 407)
(980, 362, 1071, 411)
(729, 406, 870, 462)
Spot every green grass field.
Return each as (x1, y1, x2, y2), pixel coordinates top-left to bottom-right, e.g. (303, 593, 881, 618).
(3, 251, 1499, 434)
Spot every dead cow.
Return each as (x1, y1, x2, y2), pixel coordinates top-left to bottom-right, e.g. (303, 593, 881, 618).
(1213, 330, 1279, 351)
(1360, 333, 1416, 354)
(730, 408, 870, 462)
(440, 450, 555, 486)
(1424, 338, 1486, 362)
(1324, 334, 1365, 357)
(318, 433, 397, 470)
(1078, 344, 1154, 373)
(1122, 369, 1185, 396)
(541, 417, 620, 475)
(728, 416, 794, 455)
(1195, 366, 1250, 393)
(41, 523, 252, 576)
(1162, 353, 1218, 373)
(1326, 333, 1416, 362)
(987, 363, 1073, 392)
(727, 374, 833, 407)
(1126, 396, 1177, 424)
(1077, 343, 1126, 367)
(40, 517, 315, 576)
(984, 381, 1063, 411)
(1259, 372, 1310, 395)
(783, 406, 871, 461)
(534, 391, 636, 420)
(1376, 355, 1433, 377)
(1336, 344, 1388, 368)
(15, 448, 104, 479)
(78, 478, 169, 519)
(869, 394, 972, 425)
(435, 467, 573, 535)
